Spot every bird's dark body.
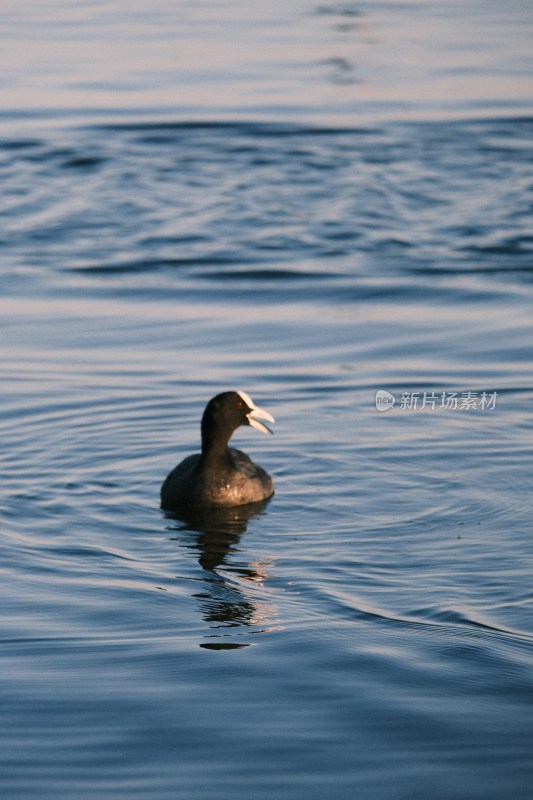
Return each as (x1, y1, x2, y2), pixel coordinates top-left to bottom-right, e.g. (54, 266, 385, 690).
(161, 447, 274, 508)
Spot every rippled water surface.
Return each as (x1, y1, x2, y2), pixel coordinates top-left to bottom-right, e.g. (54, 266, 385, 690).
(1, 2, 533, 798)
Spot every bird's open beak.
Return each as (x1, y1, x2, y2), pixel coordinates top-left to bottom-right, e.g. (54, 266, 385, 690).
(248, 404, 275, 435)
(238, 390, 275, 435)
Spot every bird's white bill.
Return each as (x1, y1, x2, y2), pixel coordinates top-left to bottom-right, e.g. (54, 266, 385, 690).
(248, 411, 274, 435)
(237, 390, 275, 435)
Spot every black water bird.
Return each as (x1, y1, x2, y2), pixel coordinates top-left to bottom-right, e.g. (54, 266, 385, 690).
(161, 391, 275, 509)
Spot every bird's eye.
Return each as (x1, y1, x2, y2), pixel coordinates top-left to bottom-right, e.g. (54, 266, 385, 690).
(236, 401, 243, 408)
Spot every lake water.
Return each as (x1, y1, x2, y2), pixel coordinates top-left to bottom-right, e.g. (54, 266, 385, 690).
(1, 2, 533, 798)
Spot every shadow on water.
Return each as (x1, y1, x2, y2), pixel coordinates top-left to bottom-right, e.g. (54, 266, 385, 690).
(164, 500, 275, 650)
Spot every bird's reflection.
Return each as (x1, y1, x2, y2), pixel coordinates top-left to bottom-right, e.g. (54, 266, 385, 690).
(165, 500, 277, 649)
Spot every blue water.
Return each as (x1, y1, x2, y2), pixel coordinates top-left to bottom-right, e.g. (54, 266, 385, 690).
(1, 2, 533, 798)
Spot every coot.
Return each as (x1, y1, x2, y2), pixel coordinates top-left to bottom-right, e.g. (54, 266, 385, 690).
(161, 390, 275, 509)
